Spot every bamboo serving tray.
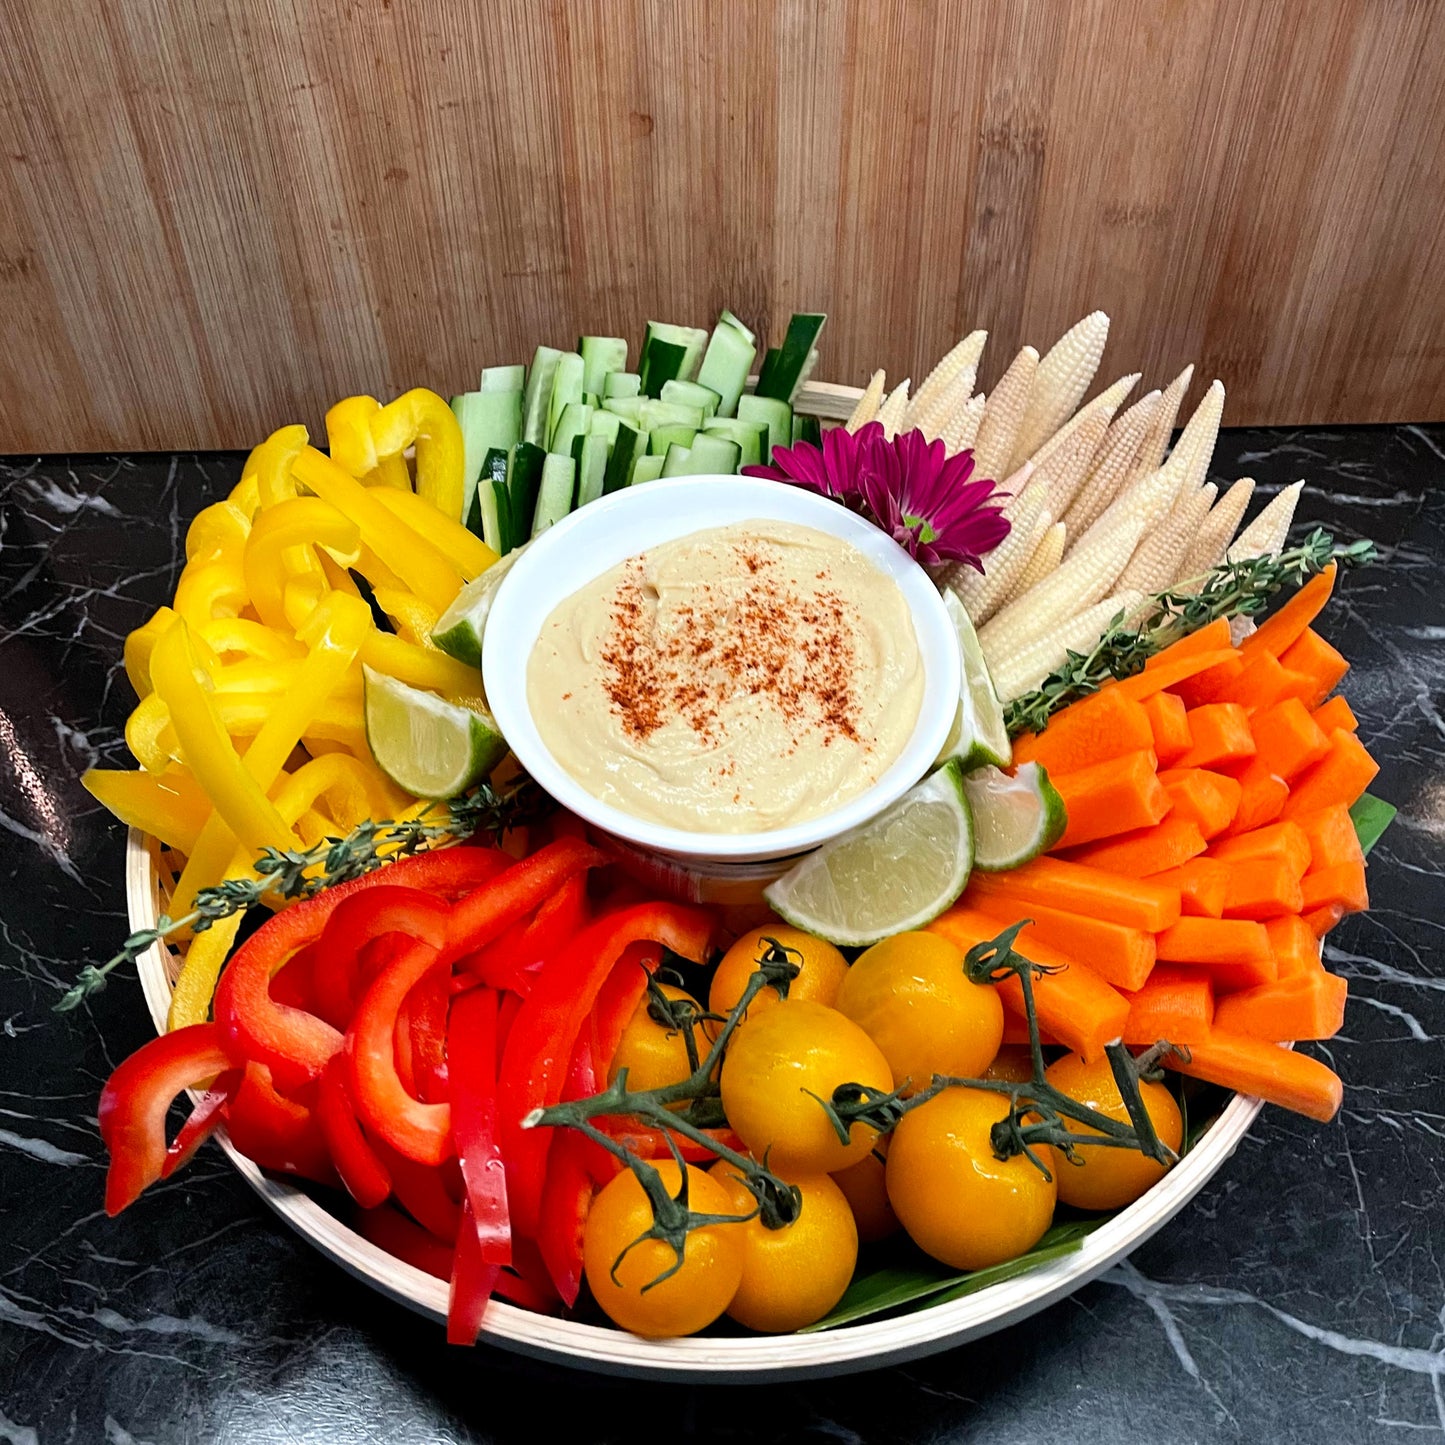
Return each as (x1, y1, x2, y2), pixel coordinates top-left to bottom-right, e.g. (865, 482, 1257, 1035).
(125, 377, 1266, 1378)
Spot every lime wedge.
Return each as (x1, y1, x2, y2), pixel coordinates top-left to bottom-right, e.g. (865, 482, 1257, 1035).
(430, 548, 523, 670)
(764, 761, 974, 948)
(363, 666, 508, 800)
(935, 588, 1011, 771)
(963, 762, 1066, 871)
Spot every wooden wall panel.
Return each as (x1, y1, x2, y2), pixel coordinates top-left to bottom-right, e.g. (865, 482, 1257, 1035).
(0, 0, 1441, 451)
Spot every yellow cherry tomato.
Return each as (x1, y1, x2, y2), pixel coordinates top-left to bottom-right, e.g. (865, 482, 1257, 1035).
(608, 983, 711, 1095)
(710, 924, 849, 1019)
(982, 1044, 1037, 1084)
(830, 1139, 900, 1244)
(886, 1087, 1056, 1271)
(582, 1160, 744, 1338)
(834, 931, 1004, 1093)
(1044, 1052, 1183, 1211)
(710, 1164, 859, 1332)
(720, 1000, 893, 1174)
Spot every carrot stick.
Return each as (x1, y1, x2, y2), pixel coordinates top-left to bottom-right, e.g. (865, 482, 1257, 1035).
(1117, 649, 1238, 704)
(1012, 689, 1154, 775)
(1295, 805, 1365, 874)
(1240, 562, 1338, 660)
(1164, 1029, 1343, 1121)
(1265, 915, 1324, 980)
(928, 907, 1129, 1062)
(1311, 696, 1358, 735)
(1209, 820, 1312, 880)
(1302, 903, 1346, 939)
(1300, 861, 1369, 914)
(1220, 858, 1305, 921)
(1249, 698, 1331, 781)
(1217, 649, 1292, 712)
(1159, 768, 1241, 839)
(1278, 628, 1349, 710)
(1142, 691, 1193, 766)
(1066, 816, 1207, 877)
(1156, 916, 1274, 968)
(1000, 1012, 1062, 1048)
(1177, 704, 1256, 769)
(966, 896, 1156, 992)
(1050, 749, 1170, 849)
(1213, 972, 1348, 1042)
(1175, 655, 1249, 709)
(966, 857, 1181, 932)
(1121, 965, 1215, 1046)
(1219, 759, 1289, 836)
(1143, 618, 1232, 670)
(1147, 860, 1231, 918)
(1281, 731, 1380, 819)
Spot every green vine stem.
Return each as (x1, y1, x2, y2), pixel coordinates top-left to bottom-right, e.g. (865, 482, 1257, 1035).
(56, 774, 551, 1013)
(1005, 530, 1378, 735)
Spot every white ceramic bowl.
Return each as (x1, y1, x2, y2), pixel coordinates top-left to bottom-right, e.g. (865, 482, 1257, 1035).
(481, 475, 962, 862)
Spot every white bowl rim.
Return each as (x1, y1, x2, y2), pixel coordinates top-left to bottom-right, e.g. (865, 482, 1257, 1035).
(127, 829, 1264, 1382)
(481, 474, 962, 862)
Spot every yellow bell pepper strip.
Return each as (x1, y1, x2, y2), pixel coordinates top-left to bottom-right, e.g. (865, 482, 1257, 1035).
(167, 594, 372, 924)
(185, 501, 251, 564)
(351, 543, 407, 591)
(327, 390, 465, 520)
(250, 424, 309, 509)
(150, 619, 297, 861)
(242, 497, 361, 633)
(126, 693, 179, 774)
(198, 618, 305, 663)
(81, 767, 212, 854)
(272, 754, 384, 832)
(167, 911, 244, 1032)
(182, 694, 367, 751)
(209, 658, 362, 699)
(229, 472, 261, 519)
(372, 389, 466, 521)
(173, 559, 249, 630)
(124, 607, 178, 699)
(359, 631, 481, 698)
(365, 456, 413, 490)
(370, 587, 439, 649)
(317, 550, 363, 598)
(290, 446, 464, 613)
(370, 487, 498, 581)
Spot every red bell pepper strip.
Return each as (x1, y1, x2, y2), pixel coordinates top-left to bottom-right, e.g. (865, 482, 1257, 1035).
(215, 847, 509, 1083)
(311, 886, 454, 1029)
(354, 1204, 454, 1282)
(226, 1062, 339, 1188)
(584, 941, 658, 1080)
(497, 1236, 561, 1311)
(497, 902, 715, 1238)
(448, 988, 511, 1266)
(409, 965, 451, 1104)
(346, 841, 608, 1165)
(535, 1128, 602, 1308)
(316, 1055, 392, 1209)
(496, 990, 524, 1073)
(370, 1137, 461, 1241)
(598, 1120, 747, 1164)
(269, 945, 319, 1013)
(448, 1197, 501, 1345)
(98, 1023, 239, 1215)
(465, 870, 591, 995)
(160, 1070, 241, 1181)
(443, 838, 604, 958)
(346, 939, 451, 1164)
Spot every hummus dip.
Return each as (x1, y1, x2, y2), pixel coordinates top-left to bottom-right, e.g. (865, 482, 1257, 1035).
(526, 520, 924, 833)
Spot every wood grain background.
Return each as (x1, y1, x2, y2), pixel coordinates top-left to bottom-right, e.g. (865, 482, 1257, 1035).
(1, 0, 1442, 452)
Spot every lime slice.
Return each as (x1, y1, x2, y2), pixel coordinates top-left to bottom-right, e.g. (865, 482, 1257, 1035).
(764, 761, 974, 948)
(935, 588, 1011, 771)
(363, 666, 508, 800)
(964, 762, 1066, 872)
(430, 547, 523, 670)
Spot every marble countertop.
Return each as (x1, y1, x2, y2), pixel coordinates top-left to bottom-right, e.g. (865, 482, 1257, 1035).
(1, 426, 1442, 1444)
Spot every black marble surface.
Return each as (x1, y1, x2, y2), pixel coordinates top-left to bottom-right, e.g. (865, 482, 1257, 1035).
(1, 428, 1443, 1443)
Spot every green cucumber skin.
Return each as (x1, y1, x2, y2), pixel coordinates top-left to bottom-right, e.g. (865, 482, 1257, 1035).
(755, 313, 827, 402)
(696, 316, 757, 418)
(603, 423, 641, 494)
(520, 345, 562, 448)
(482, 447, 510, 552)
(506, 442, 546, 554)
(578, 335, 629, 396)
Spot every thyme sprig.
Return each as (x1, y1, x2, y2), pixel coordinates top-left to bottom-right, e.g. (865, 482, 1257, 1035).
(1004, 530, 1378, 736)
(56, 775, 551, 1013)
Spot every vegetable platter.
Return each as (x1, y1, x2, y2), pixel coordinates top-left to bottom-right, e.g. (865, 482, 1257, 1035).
(76, 306, 1393, 1378)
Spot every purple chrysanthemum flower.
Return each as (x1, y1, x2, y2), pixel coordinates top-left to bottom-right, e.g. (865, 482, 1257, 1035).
(744, 422, 1011, 571)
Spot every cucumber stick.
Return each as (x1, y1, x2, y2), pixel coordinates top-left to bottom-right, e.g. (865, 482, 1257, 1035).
(575, 434, 609, 508)
(451, 390, 522, 536)
(579, 335, 628, 396)
(521, 346, 562, 447)
(696, 312, 757, 418)
(755, 313, 827, 402)
(660, 434, 742, 477)
(737, 395, 793, 462)
(649, 422, 697, 456)
(546, 352, 585, 449)
(603, 423, 641, 494)
(660, 378, 721, 419)
(630, 454, 665, 485)
(603, 371, 642, 400)
(551, 402, 594, 461)
(506, 443, 545, 555)
(702, 417, 768, 468)
(531, 453, 576, 537)
(480, 364, 525, 392)
(481, 447, 509, 554)
(639, 322, 708, 395)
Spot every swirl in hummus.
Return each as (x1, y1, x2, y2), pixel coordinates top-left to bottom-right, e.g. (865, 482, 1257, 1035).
(526, 520, 924, 833)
